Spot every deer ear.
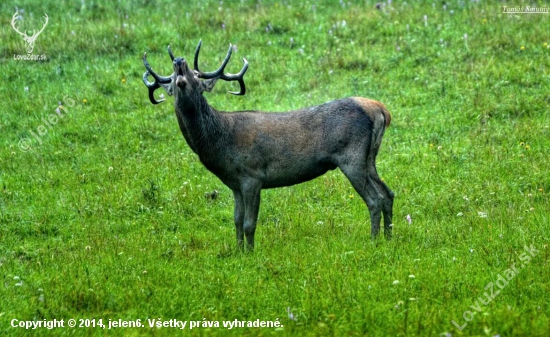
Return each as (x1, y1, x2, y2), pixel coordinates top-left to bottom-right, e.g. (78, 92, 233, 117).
(159, 82, 173, 96)
(201, 78, 218, 92)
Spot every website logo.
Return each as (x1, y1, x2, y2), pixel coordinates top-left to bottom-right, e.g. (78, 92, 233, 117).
(11, 11, 48, 59)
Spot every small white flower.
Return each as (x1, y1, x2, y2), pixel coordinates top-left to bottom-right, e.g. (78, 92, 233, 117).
(478, 211, 487, 218)
(470, 248, 475, 253)
(409, 274, 415, 279)
(393, 280, 400, 285)
(287, 307, 296, 321)
(24, 86, 29, 92)
(457, 212, 463, 216)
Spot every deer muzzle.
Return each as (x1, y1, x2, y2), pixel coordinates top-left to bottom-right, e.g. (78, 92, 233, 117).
(174, 58, 188, 88)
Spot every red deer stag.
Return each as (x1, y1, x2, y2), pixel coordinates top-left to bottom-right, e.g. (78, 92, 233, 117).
(142, 40, 394, 250)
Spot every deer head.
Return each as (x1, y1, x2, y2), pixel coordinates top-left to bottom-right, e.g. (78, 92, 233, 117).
(142, 40, 248, 104)
(11, 12, 49, 54)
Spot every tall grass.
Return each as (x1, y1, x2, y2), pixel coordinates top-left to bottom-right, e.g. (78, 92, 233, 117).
(0, 0, 549, 336)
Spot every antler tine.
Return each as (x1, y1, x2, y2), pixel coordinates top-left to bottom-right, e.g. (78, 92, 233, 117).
(142, 52, 172, 104)
(193, 39, 203, 72)
(193, 40, 249, 95)
(142, 70, 163, 104)
(143, 52, 172, 83)
(225, 58, 248, 95)
(228, 78, 246, 96)
(11, 12, 26, 37)
(167, 45, 175, 61)
(195, 41, 233, 79)
(35, 14, 48, 36)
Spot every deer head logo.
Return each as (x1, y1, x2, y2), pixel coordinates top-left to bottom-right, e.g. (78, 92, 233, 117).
(11, 12, 49, 54)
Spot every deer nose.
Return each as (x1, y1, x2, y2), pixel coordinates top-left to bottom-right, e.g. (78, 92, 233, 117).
(174, 57, 186, 68)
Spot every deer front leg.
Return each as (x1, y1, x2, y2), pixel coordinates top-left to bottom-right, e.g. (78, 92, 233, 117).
(241, 180, 262, 251)
(233, 190, 245, 249)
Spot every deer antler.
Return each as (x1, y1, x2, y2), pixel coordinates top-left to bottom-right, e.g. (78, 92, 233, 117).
(193, 40, 249, 95)
(11, 12, 27, 37)
(142, 48, 173, 104)
(168, 45, 175, 61)
(31, 14, 49, 39)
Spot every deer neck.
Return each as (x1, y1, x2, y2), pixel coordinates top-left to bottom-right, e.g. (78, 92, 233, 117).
(174, 95, 226, 157)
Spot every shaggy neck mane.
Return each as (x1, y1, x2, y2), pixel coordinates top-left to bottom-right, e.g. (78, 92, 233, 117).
(175, 92, 226, 158)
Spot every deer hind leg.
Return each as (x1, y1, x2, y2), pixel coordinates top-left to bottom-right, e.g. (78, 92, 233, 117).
(368, 166, 394, 239)
(339, 160, 393, 240)
(339, 162, 382, 239)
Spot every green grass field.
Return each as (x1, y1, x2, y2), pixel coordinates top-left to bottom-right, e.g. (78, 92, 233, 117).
(1, 0, 549, 336)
